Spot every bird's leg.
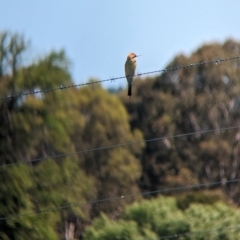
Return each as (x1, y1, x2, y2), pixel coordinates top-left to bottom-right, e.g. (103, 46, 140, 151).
(129, 96, 131, 106)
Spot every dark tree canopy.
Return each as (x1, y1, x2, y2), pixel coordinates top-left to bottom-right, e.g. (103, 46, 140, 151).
(120, 39, 240, 204)
(1, 30, 240, 239)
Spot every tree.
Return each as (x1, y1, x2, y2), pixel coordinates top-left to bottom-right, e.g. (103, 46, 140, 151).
(120, 39, 240, 204)
(72, 82, 144, 217)
(84, 213, 144, 240)
(0, 31, 95, 239)
(0, 31, 60, 240)
(84, 196, 240, 240)
(0, 30, 145, 238)
(12, 51, 95, 239)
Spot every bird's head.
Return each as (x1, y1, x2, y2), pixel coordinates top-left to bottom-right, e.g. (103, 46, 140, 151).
(127, 52, 140, 63)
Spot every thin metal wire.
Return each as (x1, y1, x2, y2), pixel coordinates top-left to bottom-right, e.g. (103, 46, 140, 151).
(1, 125, 239, 169)
(0, 178, 239, 221)
(1, 56, 240, 100)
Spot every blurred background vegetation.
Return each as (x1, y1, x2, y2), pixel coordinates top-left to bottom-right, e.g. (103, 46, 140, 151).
(1, 31, 240, 239)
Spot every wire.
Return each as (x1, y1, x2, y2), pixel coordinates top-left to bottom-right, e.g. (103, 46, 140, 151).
(1, 178, 239, 221)
(1, 125, 239, 169)
(1, 56, 240, 100)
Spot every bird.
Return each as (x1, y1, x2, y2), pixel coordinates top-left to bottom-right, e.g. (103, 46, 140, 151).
(125, 53, 140, 96)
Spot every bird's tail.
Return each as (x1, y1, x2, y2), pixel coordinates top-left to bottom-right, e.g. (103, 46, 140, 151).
(128, 85, 132, 96)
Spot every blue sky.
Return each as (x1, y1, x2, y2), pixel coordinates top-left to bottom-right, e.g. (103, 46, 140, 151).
(1, 1, 240, 89)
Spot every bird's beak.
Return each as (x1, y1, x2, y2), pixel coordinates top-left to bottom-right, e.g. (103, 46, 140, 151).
(133, 54, 141, 58)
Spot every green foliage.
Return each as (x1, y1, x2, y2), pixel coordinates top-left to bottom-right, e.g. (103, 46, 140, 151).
(123, 197, 190, 238)
(0, 31, 28, 78)
(72, 84, 144, 215)
(186, 202, 240, 240)
(16, 49, 72, 90)
(0, 31, 145, 238)
(176, 190, 225, 210)
(0, 31, 94, 239)
(2, 30, 240, 239)
(0, 31, 61, 239)
(84, 196, 240, 240)
(0, 165, 59, 240)
(84, 213, 144, 240)
(120, 39, 240, 204)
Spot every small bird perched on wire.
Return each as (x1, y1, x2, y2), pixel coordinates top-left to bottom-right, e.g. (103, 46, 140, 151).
(125, 52, 140, 96)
